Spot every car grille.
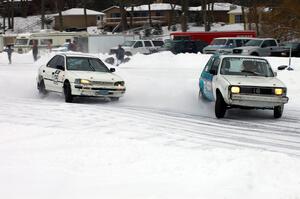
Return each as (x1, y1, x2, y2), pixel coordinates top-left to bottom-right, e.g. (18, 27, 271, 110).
(240, 86, 278, 95)
(92, 81, 114, 86)
(233, 49, 242, 54)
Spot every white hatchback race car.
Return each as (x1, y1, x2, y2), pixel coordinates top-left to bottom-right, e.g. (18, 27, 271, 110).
(199, 54, 289, 118)
(37, 53, 126, 102)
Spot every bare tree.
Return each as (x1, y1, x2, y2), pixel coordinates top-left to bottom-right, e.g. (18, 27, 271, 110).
(41, 0, 45, 29)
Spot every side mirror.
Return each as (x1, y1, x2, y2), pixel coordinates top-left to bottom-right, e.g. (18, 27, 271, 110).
(110, 68, 116, 73)
(57, 65, 65, 71)
(274, 72, 277, 77)
(277, 65, 288, 70)
(209, 69, 217, 75)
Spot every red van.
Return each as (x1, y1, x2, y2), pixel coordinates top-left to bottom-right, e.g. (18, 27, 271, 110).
(170, 31, 256, 44)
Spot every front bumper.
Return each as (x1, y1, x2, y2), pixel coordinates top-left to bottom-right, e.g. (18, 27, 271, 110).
(71, 83, 126, 98)
(229, 94, 289, 108)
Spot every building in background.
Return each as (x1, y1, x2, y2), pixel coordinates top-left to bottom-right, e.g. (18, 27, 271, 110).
(52, 8, 104, 31)
(102, 3, 181, 31)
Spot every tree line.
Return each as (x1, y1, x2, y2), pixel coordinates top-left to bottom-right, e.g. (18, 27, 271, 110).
(0, 0, 299, 40)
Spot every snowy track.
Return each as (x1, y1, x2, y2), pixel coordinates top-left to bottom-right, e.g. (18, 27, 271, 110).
(1, 52, 300, 198)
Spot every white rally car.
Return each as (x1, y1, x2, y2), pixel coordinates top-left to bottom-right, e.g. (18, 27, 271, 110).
(37, 53, 126, 102)
(199, 54, 289, 118)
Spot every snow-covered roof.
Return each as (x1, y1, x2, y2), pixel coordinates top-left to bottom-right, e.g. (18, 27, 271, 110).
(126, 3, 181, 11)
(228, 6, 242, 14)
(189, 3, 233, 11)
(53, 8, 104, 16)
(102, 6, 120, 13)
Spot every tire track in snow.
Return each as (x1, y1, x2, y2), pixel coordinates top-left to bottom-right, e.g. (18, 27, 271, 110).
(1, 97, 300, 157)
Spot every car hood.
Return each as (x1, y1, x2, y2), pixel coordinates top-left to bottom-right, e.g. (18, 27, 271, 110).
(68, 71, 123, 83)
(223, 75, 286, 88)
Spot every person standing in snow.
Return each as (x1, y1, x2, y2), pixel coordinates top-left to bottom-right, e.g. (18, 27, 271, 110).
(116, 45, 125, 66)
(32, 40, 38, 61)
(4, 45, 13, 64)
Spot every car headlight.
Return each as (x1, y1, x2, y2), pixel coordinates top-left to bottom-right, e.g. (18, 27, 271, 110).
(231, 86, 240, 94)
(114, 81, 125, 87)
(275, 88, 283, 95)
(75, 79, 91, 85)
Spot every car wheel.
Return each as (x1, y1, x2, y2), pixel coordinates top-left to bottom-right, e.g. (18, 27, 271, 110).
(64, 81, 73, 103)
(125, 52, 132, 56)
(274, 105, 284, 118)
(110, 97, 119, 102)
(251, 52, 259, 56)
(215, 92, 226, 118)
(38, 79, 48, 95)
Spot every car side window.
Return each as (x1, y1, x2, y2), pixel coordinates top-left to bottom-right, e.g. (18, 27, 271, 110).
(227, 39, 234, 47)
(236, 40, 243, 47)
(144, 41, 152, 47)
(134, 41, 143, 48)
(211, 58, 221, 73)
(204, 57, 215, 72)
(47, 56, 59, 68)
(262, 40, 277, 48)
(56, 56, 65, 68)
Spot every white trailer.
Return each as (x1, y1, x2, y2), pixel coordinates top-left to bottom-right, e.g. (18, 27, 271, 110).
(14, 31, 88, 54)
(85, 34, 139, 54)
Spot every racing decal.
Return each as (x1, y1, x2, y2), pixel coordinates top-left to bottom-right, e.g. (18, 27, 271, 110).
(52, 70, 61, 85)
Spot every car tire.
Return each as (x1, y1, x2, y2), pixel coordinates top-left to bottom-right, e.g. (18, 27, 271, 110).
(215, 92, 226, 118)
(110, 97, 119, 102)
(38, 79, 48, 95)
(251, 52, 259, 56)
(64, 81, 73, 103)
(125, 52, 132, 56)
(274, 105, 284, 118)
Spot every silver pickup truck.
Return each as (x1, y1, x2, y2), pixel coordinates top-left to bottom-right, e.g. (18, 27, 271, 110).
(232, 38, 279, 56)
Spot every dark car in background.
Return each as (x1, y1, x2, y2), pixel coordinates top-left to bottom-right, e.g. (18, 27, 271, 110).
(160, 39, 208, 54)
(271, 42, 300, 57)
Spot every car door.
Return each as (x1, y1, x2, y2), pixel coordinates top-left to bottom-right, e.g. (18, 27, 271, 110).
(51, 55, 66, 93)
(261, 40, 277, 56)
(43, 55, 59, 91)
(200, 56, 220, 101)
(144, 40, 154, 54)
(133, 41, 145, 54)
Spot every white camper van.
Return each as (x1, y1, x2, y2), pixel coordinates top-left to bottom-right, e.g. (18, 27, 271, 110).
(14, 31, 87, 54)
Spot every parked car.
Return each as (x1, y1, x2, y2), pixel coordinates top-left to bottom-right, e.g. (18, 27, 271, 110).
(159, 39, 208, 54)
(198, 54, 289, 118)
(51, 43, 69, 52)
(110, 40, 164, 56)
(203, 37, 254, 54)
(232, 38, 279, 56)
(271, 42, 300, 57)
(37, 53, 126, 103)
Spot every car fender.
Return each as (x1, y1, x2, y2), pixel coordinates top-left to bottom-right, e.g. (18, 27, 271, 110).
(213, 75, 231, 103)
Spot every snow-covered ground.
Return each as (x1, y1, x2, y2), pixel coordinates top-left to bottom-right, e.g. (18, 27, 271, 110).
(0, 51, 300, 199)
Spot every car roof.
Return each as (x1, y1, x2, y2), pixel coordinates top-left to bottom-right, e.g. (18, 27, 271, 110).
(214, 37, 255, 40)
(56, 52, 98, 58)
(249, 38, 276, 40)
(214, 54, 268, 60)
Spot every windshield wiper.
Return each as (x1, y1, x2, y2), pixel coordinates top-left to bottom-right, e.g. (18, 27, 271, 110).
(242, 70, 260, 76)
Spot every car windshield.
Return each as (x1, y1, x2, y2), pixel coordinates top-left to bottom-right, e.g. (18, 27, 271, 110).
(66, 57, 110, 72)
(211, 39, 227, 45)
(15, 39, 28, 45)
(122, 41, 135, 47)
(245, 39, 263, 46)
(220, 57, 274, 77)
